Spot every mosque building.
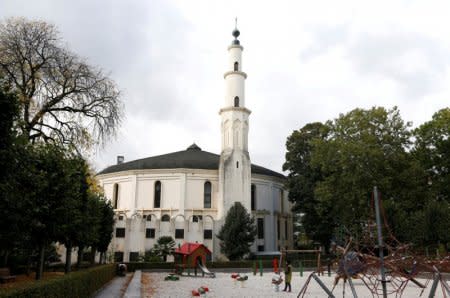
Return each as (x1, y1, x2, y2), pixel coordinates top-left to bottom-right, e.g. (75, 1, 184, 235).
(97, 26, 293, 262)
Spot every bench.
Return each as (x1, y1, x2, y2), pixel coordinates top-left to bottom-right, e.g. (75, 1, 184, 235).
(0, 268, 16, 283)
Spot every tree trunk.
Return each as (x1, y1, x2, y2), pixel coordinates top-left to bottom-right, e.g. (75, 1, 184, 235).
(25, 252, 32, 276)
(65, 241, 72, 274)
(35, 242, 45, 280)
(90, 247, 97, 265)
(76, 245, 84, 269)
(99, 252, 104, 264)
(2, 251, 9, 267)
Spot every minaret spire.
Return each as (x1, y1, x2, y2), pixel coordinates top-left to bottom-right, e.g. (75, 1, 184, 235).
(218, 22, 252, 217)
(232, 18, 240, 45)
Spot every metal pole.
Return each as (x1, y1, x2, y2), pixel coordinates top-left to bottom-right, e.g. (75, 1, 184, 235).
(311, 273, 336, 298)
(374, 186, 388, 298)
(428, 273, 439, 298)
(347, 277, 359, 298)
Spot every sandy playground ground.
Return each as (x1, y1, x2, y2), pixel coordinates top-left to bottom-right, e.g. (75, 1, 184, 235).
(141, 270, 448, 298)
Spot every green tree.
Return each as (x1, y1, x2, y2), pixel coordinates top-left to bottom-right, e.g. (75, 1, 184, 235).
(22, 144, 80, 279)
(413, 108, 450, 249)
(152, 236, 176, 262)
(414, 108, 450, 203)
(283, 122, 332, 248)
(317, 107, 419, 235)
(217, 202, 256, 260)
(95, 196, 114, 264)
(0, 83, 22, 266)
(54, 156, 90, 273)
(0, 17, 122, 150)
(284, 107, 427, 247)
(423, 200, 450, 249)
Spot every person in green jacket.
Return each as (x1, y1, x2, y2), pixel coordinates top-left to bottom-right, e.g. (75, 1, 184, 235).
(283, 260, 292, 292)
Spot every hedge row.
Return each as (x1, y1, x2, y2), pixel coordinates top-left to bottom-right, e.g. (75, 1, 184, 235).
(0, 264, 115, 298)
(125, 261, 175, 272)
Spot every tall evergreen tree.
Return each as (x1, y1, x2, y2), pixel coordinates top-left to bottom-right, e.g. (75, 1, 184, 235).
(217, 202, 256, 260)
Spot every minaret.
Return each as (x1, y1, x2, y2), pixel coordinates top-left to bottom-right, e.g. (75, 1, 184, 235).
(218, 22, 252, 218)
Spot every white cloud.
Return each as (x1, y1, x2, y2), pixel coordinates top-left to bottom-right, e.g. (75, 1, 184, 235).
(1, 0, 449, 173)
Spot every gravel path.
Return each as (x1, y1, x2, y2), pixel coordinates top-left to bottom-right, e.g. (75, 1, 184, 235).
(143, 271, 447, 298)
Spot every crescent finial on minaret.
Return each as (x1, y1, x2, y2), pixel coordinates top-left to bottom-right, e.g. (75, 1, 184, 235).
(232, 18, 240, 45)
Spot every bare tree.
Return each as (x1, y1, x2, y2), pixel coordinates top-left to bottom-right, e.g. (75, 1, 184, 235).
(0, 17, 122, 149)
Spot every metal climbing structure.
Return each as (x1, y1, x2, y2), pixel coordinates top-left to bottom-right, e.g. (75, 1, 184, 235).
(298, 186, 450, 298)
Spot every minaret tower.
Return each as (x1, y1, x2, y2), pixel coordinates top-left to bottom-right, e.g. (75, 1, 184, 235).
(218, 22, 252, 218)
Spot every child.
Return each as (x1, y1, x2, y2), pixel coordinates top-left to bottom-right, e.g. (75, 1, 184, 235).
(283, 260, 292, 292)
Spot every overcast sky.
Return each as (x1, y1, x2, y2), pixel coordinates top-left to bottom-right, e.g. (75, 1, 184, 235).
(2, 0, 449, 173)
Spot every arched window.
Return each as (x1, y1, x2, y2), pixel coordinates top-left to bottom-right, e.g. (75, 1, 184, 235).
(234, 61, 239, 71)
(161, 214, 170, 222)
(204, 181, 211, 208)
(154, 181, 161, 208)
(251, 184, 256, 211)
(234, 96, 239, 107)
(113, 183, 119, 209)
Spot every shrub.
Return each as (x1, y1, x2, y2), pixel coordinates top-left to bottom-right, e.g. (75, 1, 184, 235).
(0, 264, 115, 298)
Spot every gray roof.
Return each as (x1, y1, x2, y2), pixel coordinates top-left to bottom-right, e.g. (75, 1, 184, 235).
(98, 144, 285, 179)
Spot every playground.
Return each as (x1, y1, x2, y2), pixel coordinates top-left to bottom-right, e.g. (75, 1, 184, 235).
(142, 270, 447, 297)
(139, 186, 450, 298)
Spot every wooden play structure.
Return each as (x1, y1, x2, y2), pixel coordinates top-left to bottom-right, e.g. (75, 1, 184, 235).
(174, 242, 215, 277)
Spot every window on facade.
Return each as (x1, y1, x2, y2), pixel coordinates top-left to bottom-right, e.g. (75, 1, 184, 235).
(154, 181, 161, 208)
(234, 96, 239, 107)
(193, 215, 203, 223)
(116, 228, 125, 238)
(175, 229, 184, 239)
(161, 214, 170, 222)
(146, 216, 152, 221)
(113, 183, 119, 209)
(129, 252, 139, 262)
(277, 219, 280, 240)
(257, 218, 264, 239)
(146, 228, 155, 238)
(234, 61, 239, 71)
(118, 215, 124, 221)
(257, 245, 265, 252)
(251, 184, 256, 211)
(204, 229, 213, 239)
(114, 251, 124, 262)
(204, 181, 211, 209)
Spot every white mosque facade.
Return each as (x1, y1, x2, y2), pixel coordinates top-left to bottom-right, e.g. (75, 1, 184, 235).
(97, 28, 293, 262)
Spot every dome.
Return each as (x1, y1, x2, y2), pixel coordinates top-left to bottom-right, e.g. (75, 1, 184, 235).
(97, 145, 285, 179)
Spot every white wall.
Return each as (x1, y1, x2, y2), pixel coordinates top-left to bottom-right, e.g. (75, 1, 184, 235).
(98, 169, 291, 260)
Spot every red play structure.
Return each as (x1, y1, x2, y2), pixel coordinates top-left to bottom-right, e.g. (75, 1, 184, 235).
(174, 242, 215, 277)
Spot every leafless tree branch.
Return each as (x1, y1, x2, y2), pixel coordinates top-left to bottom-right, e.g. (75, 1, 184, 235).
(0, 17, 123, 151)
